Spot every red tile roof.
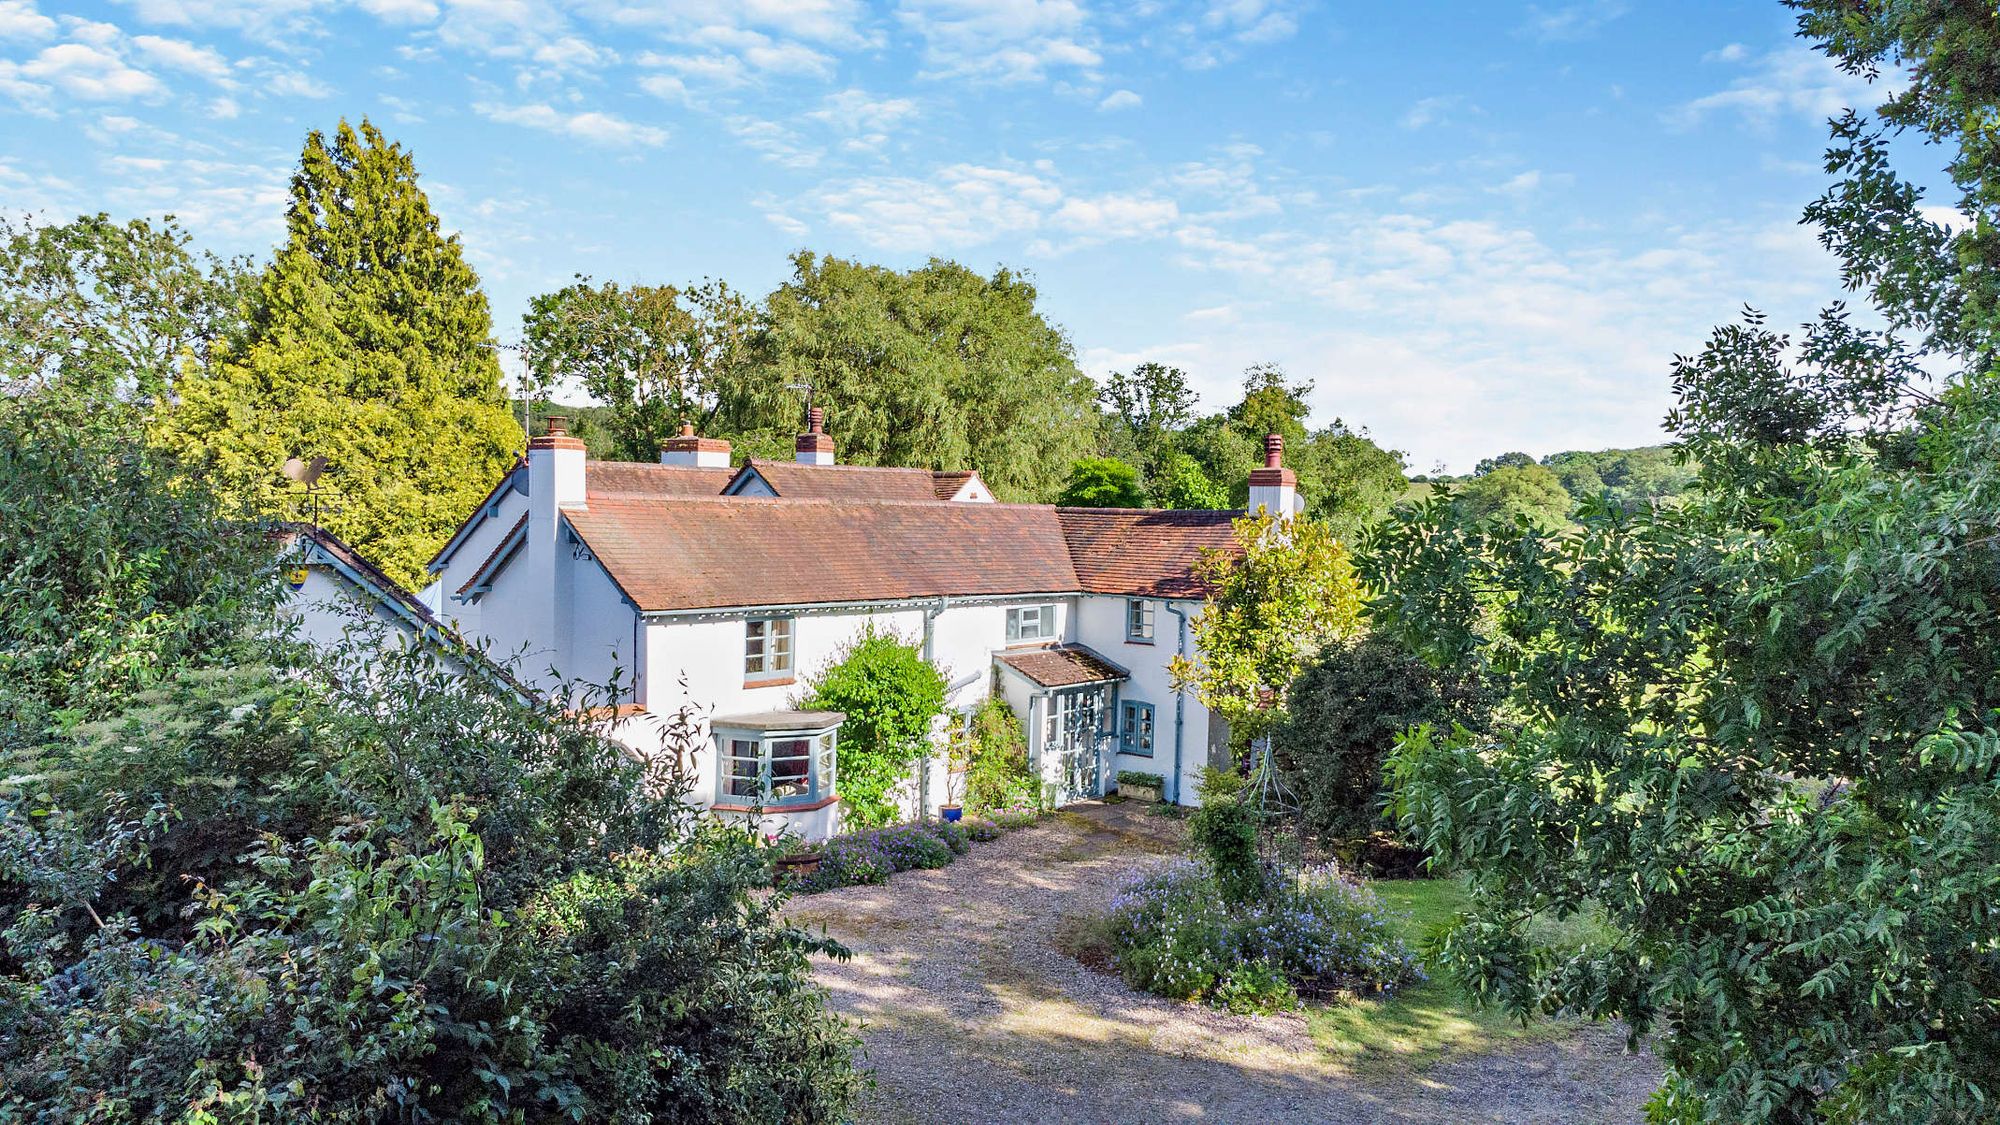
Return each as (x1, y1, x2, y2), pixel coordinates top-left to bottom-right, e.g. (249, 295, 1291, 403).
(587, 461, 735, 500)
(1057, 507, 1242, 599)
(566, 497, 1083, 612)
(995, 644, 1129, 688)
(932, 470, 978, 500)
(734, 458, 953, 503)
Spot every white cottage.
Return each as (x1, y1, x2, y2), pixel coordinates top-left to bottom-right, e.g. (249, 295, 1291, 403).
(369, 407, 1302, 841)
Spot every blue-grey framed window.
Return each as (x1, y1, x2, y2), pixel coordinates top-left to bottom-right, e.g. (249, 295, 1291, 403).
(715, 726, 839, 807)
(1119, 700, 1156, 757)
(1006, 604, 1056, 642)
(1126, 598, 1155, 643)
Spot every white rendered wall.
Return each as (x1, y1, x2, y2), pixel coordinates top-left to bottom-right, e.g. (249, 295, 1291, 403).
(1073, 594, 1214, 806)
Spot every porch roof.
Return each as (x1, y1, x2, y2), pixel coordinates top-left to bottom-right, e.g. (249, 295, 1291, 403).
(994, 644, 1130, 689)
(712, 709, 847, 731)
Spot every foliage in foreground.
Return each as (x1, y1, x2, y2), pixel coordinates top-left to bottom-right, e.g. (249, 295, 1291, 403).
(0, 399, 862, 1123)
(802, 624, 950, 829)
(1362, 5, 2000, 1120)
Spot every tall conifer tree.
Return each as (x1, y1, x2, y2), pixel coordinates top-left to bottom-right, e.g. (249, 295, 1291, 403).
(158, 119, 522, 587)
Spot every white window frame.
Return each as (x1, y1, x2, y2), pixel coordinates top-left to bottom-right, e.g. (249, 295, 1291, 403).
(1126, 598, 1155, 643)
(744, 616, 795, 682)
(1006, 604, 1056, 643)
(714, 726, 838, 807)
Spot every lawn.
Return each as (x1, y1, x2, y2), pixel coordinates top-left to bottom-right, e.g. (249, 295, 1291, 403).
(1308, 876, 1594, 1073)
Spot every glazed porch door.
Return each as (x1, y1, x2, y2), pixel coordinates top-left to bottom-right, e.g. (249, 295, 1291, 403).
(1045, 686, 1108, 804)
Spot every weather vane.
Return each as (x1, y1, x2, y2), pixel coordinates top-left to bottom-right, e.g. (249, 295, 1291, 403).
(282, 455, 334, 524)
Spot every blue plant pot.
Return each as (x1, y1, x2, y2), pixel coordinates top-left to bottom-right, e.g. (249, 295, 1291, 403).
(941, 805, 963, 823)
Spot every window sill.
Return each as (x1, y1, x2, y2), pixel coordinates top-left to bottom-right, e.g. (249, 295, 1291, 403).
(711, 795, 839, 814)
(743, 675, 796, 688)
(1125, 637, 1155, 646)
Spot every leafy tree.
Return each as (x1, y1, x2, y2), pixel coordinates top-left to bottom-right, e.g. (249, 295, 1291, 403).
(803, 624, 950, 828)
(1228, 361, 1313, 445)
(1170, 513, 1365, 748)
(1271, 637, 1494, 841)
(1363, 5, 2000, 1119)
(1149, 450, 1229, 509)
(1100, 360, 1200, 480)
(1057, 455, 1147, 507)
(1472, 451, 1534, 475)
(1541, 445, 1696, 511)
(1293, 421, 1409, 538)
(713, 252, 1099, 500)
(520, 275, 755, 462)
(0, 213, 251, 402)
(1451, 462, 1572, 529)
(155, 119, 522, 588)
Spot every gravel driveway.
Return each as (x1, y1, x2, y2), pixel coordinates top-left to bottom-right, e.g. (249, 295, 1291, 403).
(785, 801, 1663, 1124)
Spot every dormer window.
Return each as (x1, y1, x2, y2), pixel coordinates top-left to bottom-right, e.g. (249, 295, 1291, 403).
(745, 616, 794, 683)
(1006, 604, 1056, 642)
(1126, 598, 1155, 643)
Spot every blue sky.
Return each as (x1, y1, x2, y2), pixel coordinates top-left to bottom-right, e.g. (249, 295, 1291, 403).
(0, 0, 1895, 471)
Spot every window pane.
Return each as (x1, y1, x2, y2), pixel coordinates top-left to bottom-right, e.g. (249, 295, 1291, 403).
(745, 620, 766, 675)
(818, 734, 836, 791)
(727, 744, 761, 799)
(771, 618, 793, 672)
(770, 739, 809, 799)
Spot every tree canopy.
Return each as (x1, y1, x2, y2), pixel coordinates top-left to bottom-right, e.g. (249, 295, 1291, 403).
(1362, 3, 2000, 1119)
(155, 119, 522, 588)
(1057, 456, 1147, 507)
(0, 213, 250, 403)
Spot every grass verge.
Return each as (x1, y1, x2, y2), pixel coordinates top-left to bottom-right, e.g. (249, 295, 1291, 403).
(1306, 877, 1577, 1074)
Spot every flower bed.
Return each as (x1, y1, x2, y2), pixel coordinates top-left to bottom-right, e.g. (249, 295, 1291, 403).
(787, 808, 1044, 894)
(1106, 858, 1423, 1014)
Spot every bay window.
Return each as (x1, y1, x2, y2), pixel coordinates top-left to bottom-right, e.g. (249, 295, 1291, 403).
(713, 711, 843, 808)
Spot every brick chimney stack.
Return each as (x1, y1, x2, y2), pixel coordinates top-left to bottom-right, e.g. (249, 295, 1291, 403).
(795, 405, 835, 466)
(1246, 432, 1298, 520)
(659, 420, 732, 468)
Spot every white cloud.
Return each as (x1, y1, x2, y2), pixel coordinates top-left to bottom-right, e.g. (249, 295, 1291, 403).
(1098, 88, 1140, 111)
(0, 0, 56, 40)
(477, 101, 668, 147)
(801, 163, 1065, 250)
(728, 116, 819, 168)
(0, 41, 164, 101)
(1668, 44, 1881, 129)
(1053, 192, 1178, 238)
(358, 0, 437, 22)
(1401, 94, 1476, 130)
(807, 88, 917, 132)
(1704, 42, 1748, 63)
(130, 34, 233, 83)
(268, 70, 333, 98)
(1521, 1, 1628, 42)
(896, 0, 1100, 83)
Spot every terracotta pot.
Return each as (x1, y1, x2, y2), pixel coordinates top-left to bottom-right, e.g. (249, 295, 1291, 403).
(773, 851, 823, 884)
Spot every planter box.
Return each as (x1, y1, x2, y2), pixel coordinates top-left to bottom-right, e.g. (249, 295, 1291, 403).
(1119, 783, 1161, 803)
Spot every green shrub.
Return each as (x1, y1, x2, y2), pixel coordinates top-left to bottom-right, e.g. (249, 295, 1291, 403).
(1188, 767, 1265, 906)
(1116, 769, 1166, 791)
(1105, 858, 1420, 1013)
(1271, 636, 1494, 840)
(961, 695, 1037, 814)
(803, 624, 949, 828)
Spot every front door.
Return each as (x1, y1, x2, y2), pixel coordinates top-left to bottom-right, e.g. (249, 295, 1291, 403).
(1046, 687, 1107, 804)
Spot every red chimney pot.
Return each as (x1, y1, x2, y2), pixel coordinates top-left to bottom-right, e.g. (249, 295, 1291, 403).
(807, 406, 825, 434)
(1263, 432, 1283, 468)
